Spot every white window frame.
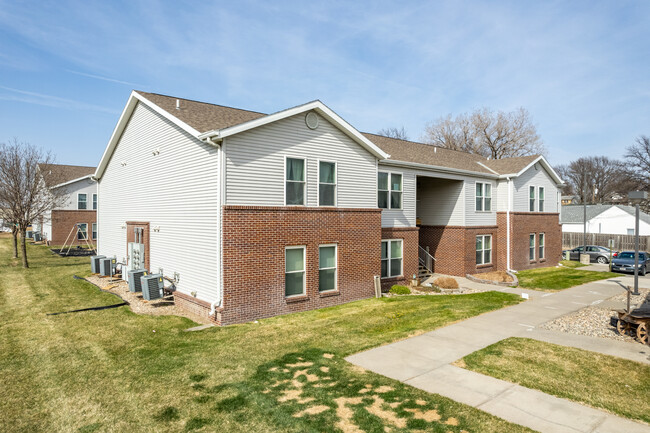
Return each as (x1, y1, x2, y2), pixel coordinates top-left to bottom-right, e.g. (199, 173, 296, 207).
(284, 156, 306, 206)
(475, 182, 492, 212)
(285, 246, 306, 297)
(92, 223, 97, 240)
(92, 193, 98, 210)
(529, 186, 536, 212)
(77, 223, 88, 240)
(539, 232, 545, 259)
(381, 239, 403, 278)
(529, 233, 536, 261)
(318, 244, 338, 292)
(476, 234, 492, 265)
(377, 171, 403, 210)
(77, 193, 87, 210)
(538, 187, 545, 212)
(317, 160, 337, 207)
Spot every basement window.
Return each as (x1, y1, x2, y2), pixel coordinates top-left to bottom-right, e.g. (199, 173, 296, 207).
(381, 239, 403, 278)
(78, 193, 87, 210)
(539, 233, 545, 259)
(476, 235, 492, 265)
(538, 187, 545, 212)
(319, 244, 337, 292)
(319, 161, 336, 206)
(475, 182, 492, 211)
(285, 246, 306, 297)
(286, 158, 305, 206)
(77, 223, 88, 240)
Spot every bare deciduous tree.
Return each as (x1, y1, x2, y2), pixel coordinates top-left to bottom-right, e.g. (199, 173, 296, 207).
(377, 126, 409, 141)
(0, 139, 64, 267)
(625, 135, 650, 212)
(422, 107, 545, 159)
(556, 156, 637, 204)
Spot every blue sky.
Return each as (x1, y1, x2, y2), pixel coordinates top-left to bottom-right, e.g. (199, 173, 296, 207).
(0, 0, 648, 167)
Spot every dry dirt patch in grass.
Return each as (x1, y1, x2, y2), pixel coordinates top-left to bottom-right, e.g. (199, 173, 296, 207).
(470, 271, 513, 283)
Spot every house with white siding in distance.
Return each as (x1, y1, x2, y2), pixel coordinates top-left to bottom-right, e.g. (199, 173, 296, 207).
(561, 204, 650, 236)
(37, 164, 97, 245)
(94, 91, 563, 325)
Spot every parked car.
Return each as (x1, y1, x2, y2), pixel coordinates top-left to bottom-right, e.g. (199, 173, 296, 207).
(611, 251, 650, 276)
(563, 245, 617, 264)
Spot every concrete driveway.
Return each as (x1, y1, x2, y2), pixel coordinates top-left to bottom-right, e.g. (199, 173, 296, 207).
(346, 277, 650, 433)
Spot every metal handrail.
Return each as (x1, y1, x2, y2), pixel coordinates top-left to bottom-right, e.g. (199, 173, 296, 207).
(418, 245, 436, 274)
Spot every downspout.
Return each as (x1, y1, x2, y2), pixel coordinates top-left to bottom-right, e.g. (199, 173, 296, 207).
(204, 135, 223, 315)
(506, 176, 512, 271)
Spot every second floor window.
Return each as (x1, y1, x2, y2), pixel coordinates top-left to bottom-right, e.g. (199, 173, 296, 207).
(286, 158, 305, 205)
(319, 161, 336, 206)
(93, 194, 98, 210)
(78, 193, 87, 210)
(538, 187, 545, 212)
(378, 172, 402, 209)
(475, 182, 492, 211)
(529, 186, 536, 212)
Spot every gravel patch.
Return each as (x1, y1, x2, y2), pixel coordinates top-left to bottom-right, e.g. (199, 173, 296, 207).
(85, 275, 211, 324)
(541, 289, 650, 343)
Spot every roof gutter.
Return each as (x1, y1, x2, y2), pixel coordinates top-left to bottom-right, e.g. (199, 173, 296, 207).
(380, 159, 499, 179)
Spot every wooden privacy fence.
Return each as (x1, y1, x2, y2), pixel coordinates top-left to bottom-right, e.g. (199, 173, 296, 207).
(563, 232, 650, 251)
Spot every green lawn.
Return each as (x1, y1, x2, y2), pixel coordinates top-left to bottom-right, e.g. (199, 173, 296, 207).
(517, 264, 617, 291)
(461, 337, 650, 424)
(0, 236, 532, 433)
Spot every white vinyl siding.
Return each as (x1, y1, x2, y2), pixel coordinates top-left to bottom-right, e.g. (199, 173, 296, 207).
(225, 112, 377, 207)
(97, 102, 220, 304)
(416, 177, 464, 226)
(379, 167, 416, 228)
(465, 180, 496, 226)
(513, 164, 559, 213)
(50, 178, 97, 211)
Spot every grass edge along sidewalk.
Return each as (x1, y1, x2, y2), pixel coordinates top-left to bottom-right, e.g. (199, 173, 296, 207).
(459, 337, 650, 425)
(0, 238, 533, 433)
(517, 262, 618, 291)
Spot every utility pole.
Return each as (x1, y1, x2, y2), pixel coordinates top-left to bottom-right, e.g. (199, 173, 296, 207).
(583, 172, 587, 250)
(628, 191, 647, 296)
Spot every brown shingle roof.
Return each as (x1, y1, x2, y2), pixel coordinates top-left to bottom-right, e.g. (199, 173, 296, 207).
(481, 155, 540, 175)
(38, 164, 95, 187)
(135, 91, 266, 133)
(362, 133, 495, 175)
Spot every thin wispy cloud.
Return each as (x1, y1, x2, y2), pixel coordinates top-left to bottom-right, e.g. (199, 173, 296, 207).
(65, 70, 144, 87)
(0, 86, 119, 114)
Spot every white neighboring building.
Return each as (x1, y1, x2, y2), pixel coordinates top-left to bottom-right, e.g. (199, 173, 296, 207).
(561, 204, 650, 236)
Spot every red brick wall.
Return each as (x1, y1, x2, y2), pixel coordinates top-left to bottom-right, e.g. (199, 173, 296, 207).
(50, 210, 96, 246)
(419, 225, 500, 276)
(508, 212, 562, 270)
(380, 227, 419, 291)
(218, 206, 382, 326)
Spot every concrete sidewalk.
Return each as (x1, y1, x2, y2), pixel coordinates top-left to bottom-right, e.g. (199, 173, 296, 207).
(346, 278, 650, 433)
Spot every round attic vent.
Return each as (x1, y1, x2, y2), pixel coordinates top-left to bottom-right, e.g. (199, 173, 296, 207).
(305, 112, 319, 129)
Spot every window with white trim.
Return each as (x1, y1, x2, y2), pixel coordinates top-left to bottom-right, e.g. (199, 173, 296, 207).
(378, 172, 402, 209)
(286, 158, 305, 205)
(93, 193, 97, 210)
(285, 246, 306, 297)
(475, 182, 492, 211)
(539, 233, 545, 259)
(538, 187, 545, 212)
(78, 193, 87, 210)
(319, 161, 336, 206)
(381, 239, 402, 278)
(319, 245, 337, 292)
(77, 223, 88, 240)
(529, 234, 535, 260)
(92, 223, 97, 240)
(529, 186, 536, 212)
(476, 235, 492, 265)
